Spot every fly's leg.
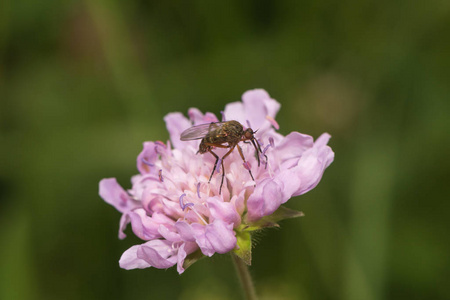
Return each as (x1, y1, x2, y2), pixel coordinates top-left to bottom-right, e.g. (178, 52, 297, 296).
(207, 149, 219, 183)
(216, 145, 237, 194)
(219, 158, 225, 194)
(204, 142, 234, 194)
(236, 144, 255, 182)
(204, 143, 228, 182)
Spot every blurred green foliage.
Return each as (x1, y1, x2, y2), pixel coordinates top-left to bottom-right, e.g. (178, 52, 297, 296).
(1, 0, 449, 299)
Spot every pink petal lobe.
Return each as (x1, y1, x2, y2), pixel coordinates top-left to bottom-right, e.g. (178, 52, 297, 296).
(176, 242, 198, 274)
(275, 132, 314, 163)
(192, 220, 237, 256)
(245, 168, 300, 221)
(128, 209, 163, 240)
(176, 243, 188, 274)
(277, 168, 302, 204)
(118, 213, 130, 240)
(175, 221, 196, 242)
(204, 220, 237, 254)
(158, 224, 182, 242)
(164, 112, 195, 150)
(293, 133, 334, 196)
(207, 196, 241, 227)
(246, 178, 284, 222)
(119, 244, 151, 270)
(230, 190, 246, 215)
(223, 102, 246, 125)
(188, 108, 219, 125)
(99, 178, 138, 213)
(224, 90, 281, 138)
(242, 89, 272, 129)
(136, 142, 158, 174)
(136, 240, 178, 269)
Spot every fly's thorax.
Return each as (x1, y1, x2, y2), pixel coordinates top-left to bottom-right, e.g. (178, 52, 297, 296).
(222, 121, 244, 139)
(226, 121, 244, 133)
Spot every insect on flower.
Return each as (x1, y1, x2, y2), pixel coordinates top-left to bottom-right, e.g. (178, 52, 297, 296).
(180, 120, 265, 194)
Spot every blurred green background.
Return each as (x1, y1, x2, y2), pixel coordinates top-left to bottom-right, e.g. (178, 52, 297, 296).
(1, 0, 449, 299)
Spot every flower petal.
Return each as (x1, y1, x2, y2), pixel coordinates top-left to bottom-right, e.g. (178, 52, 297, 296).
(224, 89, 281, 139)
(99, 178, 139, 213)
(176, 242, 198, 274)
(277, 168, 302, 204)
(188, 108, 219, 125)
(274, 132, 314, 167)
(230, 190, 246, 215)
(207, 196, 241, 227)
(292, 133, 334, 196)
(204, 220, 237, 254)
(164, 112, 195, 150)
(246, 166, 301, 222)
(118, 244, 151, 270)
(136, 142, 158, 175)
(176, 243, 188, 274)
(192, 220, 237, 256)
(158, 224, 182, 242)
(246, 178, 284, 222)
(128, 209, 165, 240)
(175, 221, 196, 242)
(136, 240, 178, 269)
(242, 89, 278, 129)
(223, 101, 246, 124)
(118, 213, 130, 240)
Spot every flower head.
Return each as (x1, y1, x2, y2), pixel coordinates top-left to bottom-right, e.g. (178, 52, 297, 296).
(99, 89, 334, 273)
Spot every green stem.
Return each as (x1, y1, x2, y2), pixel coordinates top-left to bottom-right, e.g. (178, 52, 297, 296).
(231, 254, 258, 300)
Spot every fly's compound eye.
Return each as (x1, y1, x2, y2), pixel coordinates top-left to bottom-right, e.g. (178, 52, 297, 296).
(244, 129, 253, 139)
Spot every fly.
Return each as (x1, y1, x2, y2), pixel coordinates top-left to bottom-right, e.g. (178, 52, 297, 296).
(180, 120, 264, 194)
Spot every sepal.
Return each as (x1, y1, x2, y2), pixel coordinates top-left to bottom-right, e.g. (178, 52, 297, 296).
(244, 206, 304, 231)
(182, 249, 205, 271)
(233, 231, 252, 265)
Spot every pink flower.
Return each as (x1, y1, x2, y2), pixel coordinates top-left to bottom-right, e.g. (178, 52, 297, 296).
(99, 89, 334, 274)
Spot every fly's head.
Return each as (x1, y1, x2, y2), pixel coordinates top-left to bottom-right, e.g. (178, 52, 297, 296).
(243, 128, 256, 141)
(197, 140, 209, 154)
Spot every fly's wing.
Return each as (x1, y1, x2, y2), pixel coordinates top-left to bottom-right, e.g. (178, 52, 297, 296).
(180, 122, 225, 141)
